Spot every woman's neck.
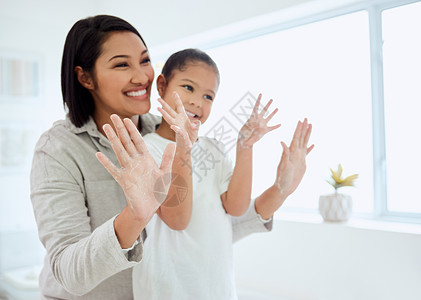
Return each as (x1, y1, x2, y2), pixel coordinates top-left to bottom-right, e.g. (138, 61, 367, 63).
(94, 111, 139, 137)
(155, 120, 176, 141)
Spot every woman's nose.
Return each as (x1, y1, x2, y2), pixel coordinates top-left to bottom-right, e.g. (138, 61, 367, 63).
(131, 66, 150, 85)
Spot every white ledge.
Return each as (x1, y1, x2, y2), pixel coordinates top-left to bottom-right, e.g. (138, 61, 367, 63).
(274, 211, 421, 235)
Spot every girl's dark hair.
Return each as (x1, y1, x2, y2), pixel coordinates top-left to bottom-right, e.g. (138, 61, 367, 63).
(161, 48, 220, 84)
(61, 15, 146, 127)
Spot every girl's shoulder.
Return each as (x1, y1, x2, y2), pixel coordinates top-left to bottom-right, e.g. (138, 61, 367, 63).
(196, 136, 230, 159)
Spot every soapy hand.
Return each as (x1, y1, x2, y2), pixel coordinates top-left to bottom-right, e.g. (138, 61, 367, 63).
(274, 118, 314, 197)
(158, 91, 201, 150)
(238, 94, 281, 149)
(96, 114, 176, 221)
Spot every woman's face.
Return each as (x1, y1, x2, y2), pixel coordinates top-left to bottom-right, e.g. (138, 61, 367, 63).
(89, 31, 154, 123)
(159, 62, 219, 125)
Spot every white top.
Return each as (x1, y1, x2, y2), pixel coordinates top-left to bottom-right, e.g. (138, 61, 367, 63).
(133, 133, 237, 300)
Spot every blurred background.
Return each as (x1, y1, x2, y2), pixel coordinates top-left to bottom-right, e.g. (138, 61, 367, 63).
(0, 0, 420, 299)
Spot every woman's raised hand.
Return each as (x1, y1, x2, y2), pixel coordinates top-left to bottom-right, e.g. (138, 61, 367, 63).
(158, 91, 200, 150)
(274, 118, 314, 197)
(96, 114, 176, 222)
(238, 94, 281, 149)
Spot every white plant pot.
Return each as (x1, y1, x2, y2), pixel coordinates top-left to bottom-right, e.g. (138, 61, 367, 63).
(319, 193, 352, 222)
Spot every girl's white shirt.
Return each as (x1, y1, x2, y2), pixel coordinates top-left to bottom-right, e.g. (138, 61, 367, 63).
(133, 132, 237, 300)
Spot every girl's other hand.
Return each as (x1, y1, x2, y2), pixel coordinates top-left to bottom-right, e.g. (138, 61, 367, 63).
(238, 93, 281, 149)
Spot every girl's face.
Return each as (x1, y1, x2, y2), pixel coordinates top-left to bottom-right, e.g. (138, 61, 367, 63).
(88, 31, 154, 123)
(157, 62, 219, 124)
(158, 62, 219, 124)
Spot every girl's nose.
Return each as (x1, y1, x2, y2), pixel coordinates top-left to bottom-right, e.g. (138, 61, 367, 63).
(189, 96, 202, 108)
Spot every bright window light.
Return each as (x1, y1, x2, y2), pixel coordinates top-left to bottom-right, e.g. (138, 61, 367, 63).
(205, 11, 373, 213)
(382, 2, 421, 213)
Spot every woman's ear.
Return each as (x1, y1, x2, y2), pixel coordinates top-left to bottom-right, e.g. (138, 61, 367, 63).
(156, 74, 167, 97)
(74, 66, 94, 90)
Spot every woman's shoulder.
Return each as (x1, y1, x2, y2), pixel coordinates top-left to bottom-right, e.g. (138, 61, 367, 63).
(34, 118, 91, 155)
(140, 113, 162, 135)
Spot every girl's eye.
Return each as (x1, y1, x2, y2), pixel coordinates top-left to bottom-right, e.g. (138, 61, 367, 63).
(183, 85, 193, 92)
(204, 95, 213, 101)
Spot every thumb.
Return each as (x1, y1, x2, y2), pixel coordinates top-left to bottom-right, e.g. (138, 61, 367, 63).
(280, 141, 290, 161)
(96, 152, 120, 180)
(160, 143, 176, 173)
(191, 119, 201, 130)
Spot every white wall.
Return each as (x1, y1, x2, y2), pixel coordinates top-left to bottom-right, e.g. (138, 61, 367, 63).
(234, 219, 421, 300)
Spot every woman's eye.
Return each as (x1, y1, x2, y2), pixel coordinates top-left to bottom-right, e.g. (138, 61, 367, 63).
(141, 58, 151, 64)
(115, 63, 128, 68)
(204, 95, 213, 101)
(183, 85, 193, 92)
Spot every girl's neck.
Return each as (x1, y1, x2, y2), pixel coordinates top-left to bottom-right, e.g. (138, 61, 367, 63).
(155, 120, 176, 141)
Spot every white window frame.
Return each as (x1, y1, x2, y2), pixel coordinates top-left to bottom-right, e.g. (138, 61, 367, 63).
(151, 0, 421, 224)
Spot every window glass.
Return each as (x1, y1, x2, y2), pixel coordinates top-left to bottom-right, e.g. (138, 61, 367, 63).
(382, 2, 421, 213)
(205, 11, 373, 213)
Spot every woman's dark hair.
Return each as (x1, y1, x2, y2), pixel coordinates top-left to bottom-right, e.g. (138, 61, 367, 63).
(61, 15, 147, 127)
(161, 48, 220, 85)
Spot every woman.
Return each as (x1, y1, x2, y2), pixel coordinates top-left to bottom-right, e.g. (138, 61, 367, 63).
(30, 15, 311, 299)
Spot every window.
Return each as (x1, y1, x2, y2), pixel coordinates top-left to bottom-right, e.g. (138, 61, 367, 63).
(152, 0, 421, 222)
(205, 11, 374, 213)
(382, 1, 421, 214)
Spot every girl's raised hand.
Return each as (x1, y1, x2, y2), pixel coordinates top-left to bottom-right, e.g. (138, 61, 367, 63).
(238, 94, 281, 149)
(96, 114, 176, 222)
(158, 91, 200, 150)
(274, 118, 314, 197)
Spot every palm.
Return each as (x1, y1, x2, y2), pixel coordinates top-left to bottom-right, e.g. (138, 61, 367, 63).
(96, 115, 175, 221)
(158, 92, 200, 150)
(238, 94, 281, 148)
(274, 119, 314, 197)
(114, 154, 170, 215)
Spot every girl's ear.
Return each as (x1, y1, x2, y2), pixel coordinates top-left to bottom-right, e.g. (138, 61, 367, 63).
(156, 74, 167, 97)
(74, 66, 94, 90)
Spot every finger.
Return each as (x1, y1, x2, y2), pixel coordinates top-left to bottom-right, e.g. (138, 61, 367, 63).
(291, 120, 303, 147)
(260, 99, 273, 117)
(123, 118, 147, 154)
(267, 123, 282, 132)
(303, 123, 312, 147)
(299, 118, 309, 145)
(307, 144, 315, 154)
(173, 91, 186, 114)
(103, 123, 130, 167)
(264, 108, 279, 124)
(110, 114, 137, 156)
(251, 93, 262, 116)
(160, 143, 176, 173)
(158, 107, 176, 125)
(96, 152, 120, 179)
(157, 98, 177, 119)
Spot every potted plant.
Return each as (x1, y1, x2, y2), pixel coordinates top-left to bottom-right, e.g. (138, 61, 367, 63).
(319, 164, 358, 222)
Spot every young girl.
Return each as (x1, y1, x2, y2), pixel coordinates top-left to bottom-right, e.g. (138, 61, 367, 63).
(132, 49, 313, 299)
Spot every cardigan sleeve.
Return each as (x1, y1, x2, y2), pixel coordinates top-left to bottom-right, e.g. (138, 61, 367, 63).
(231, 198, 273, 243)
(30, 141, 143, 296)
